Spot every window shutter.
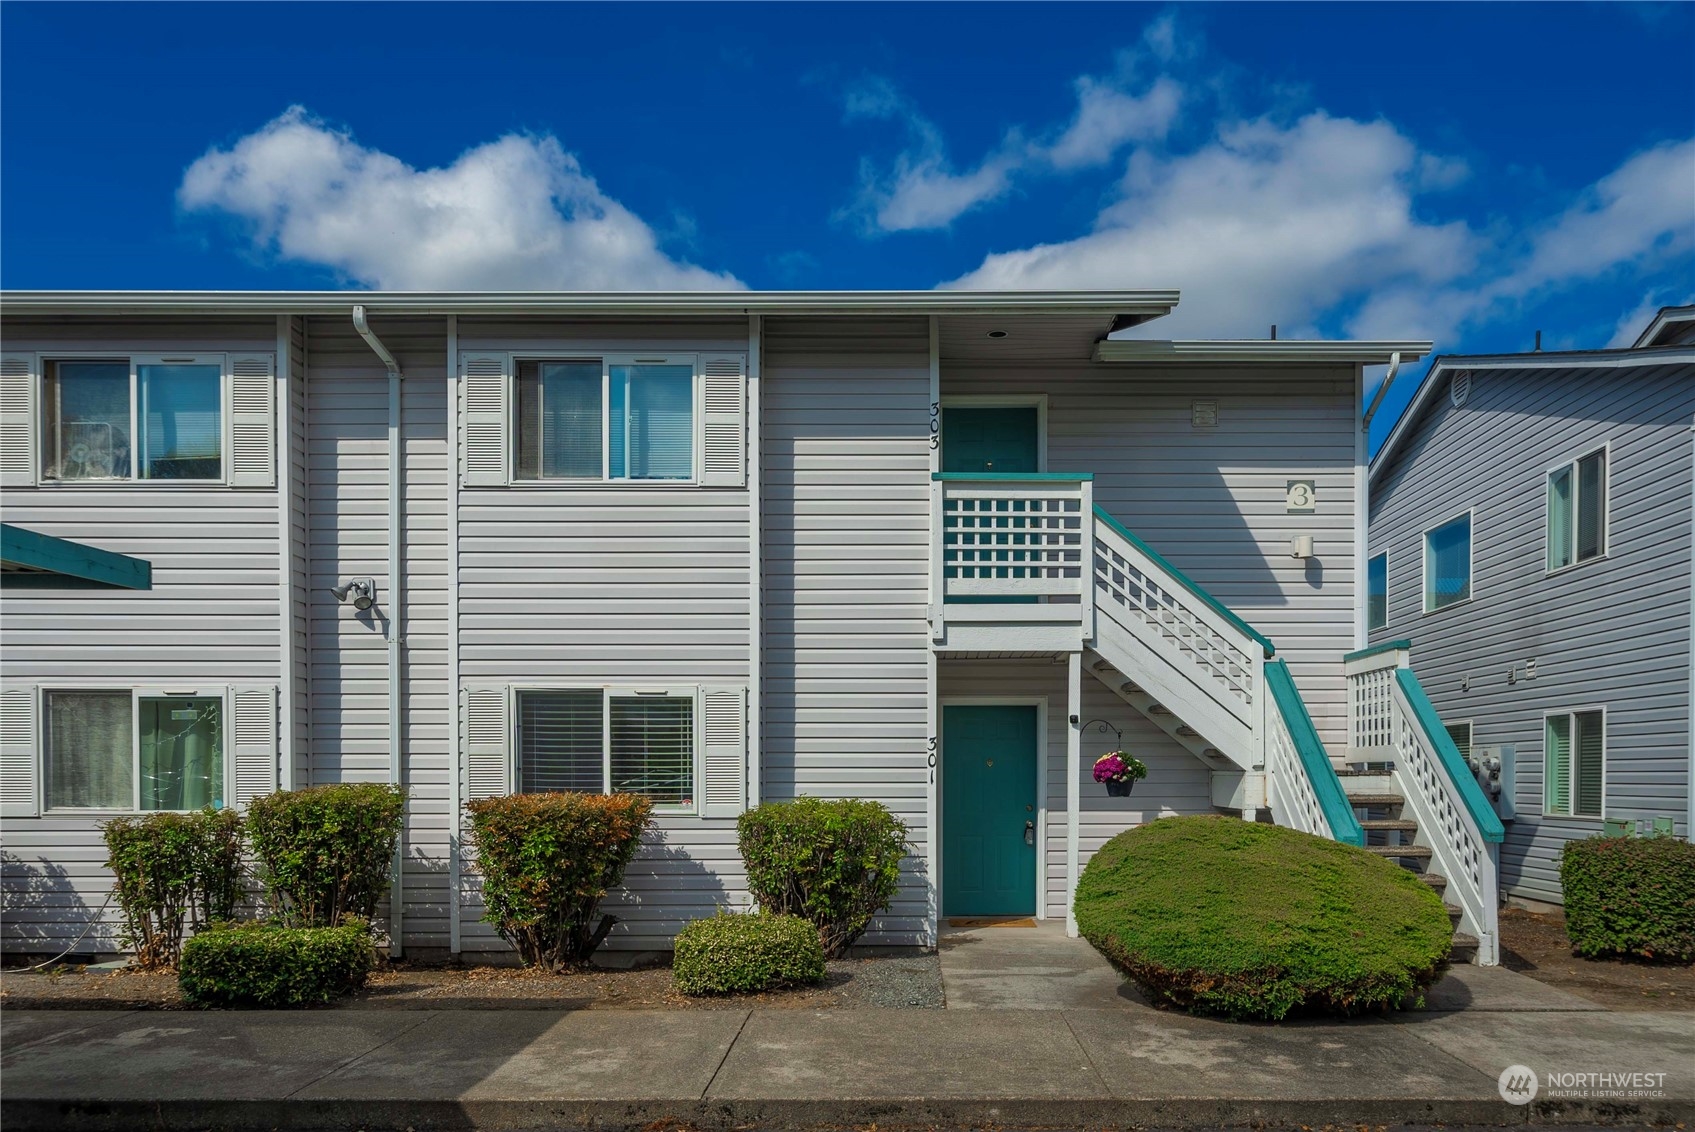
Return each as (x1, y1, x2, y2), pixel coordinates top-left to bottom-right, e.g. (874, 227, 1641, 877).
(460, 352, 511, 487)
(700, 685, 747, 819)
(464, 685, 511, 800)
(226, 353, 277, 488)
(0, 685, 40, 818)
(231, 685, 279, 807)
(698, 353, 746, 488)
(0, 353, 37, 488)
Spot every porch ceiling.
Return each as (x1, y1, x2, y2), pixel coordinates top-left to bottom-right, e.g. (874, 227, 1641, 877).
(939, 313, 1142, 361)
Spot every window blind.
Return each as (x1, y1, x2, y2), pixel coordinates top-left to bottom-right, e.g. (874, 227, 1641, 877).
(1545, 714, 1571, 815)
(1573, 710, 1604, 818)
(517, 690, 603, 793)
(1547, 466, 1573, 570)
(610, 695, 693, 804)
(47, 691, 133, 809)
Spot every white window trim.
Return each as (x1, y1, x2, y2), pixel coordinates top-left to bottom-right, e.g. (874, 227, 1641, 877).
(1544, 441, 1612, 577)
(1443, 718, 1474, 756)
(939, 394, 1050, 472)
(510, 352, 702, 488)
(1421, 507, 1474, 616)
(1366, 550, 1389, 632)
(510, 684, 703, 814)
(1542, 705, 1607, 821)
(40, 685, 233, 815)
(36, 353, 236, 488)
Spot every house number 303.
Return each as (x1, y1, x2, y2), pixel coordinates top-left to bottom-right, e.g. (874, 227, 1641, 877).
(1285, 480, 1316, 514)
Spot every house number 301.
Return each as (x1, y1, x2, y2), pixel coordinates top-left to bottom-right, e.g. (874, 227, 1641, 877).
(1285, 480, 1316, 514)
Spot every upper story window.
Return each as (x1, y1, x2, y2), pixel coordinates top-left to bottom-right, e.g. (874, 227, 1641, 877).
(458, 349, 746, 489)
(1423, 511, 1472, 613)
(515, 358, 694, 481)
(1366, 552, 1388, 631)
(1547, 447, 1607, 571)
(0, 351, 277, 489)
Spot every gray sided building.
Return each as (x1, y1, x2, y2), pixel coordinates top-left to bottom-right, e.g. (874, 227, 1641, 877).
(1366, 306, 1695, 906)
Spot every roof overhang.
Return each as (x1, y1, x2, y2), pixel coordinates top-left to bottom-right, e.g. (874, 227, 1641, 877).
(1369, 344, 1695, 487)
(1632, 305, 1695, 349)
(0, 289, 1179, 323)
(0, 524, 152, 589)
(1093, 339, 1432, 365)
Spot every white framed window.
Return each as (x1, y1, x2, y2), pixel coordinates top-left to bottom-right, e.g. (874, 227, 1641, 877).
(45, 687, 228, 812)
(1422, 510, 1472, 613)
(515, 686, 698, 810)
(1546, 445, 1608, 572)
(10, 353, 277, 488)
(1544, 708, 1604, 818)
(461, 349, 746, 489)
(1367, 552, 1388, 631)
(1443, 719, 1473, 761)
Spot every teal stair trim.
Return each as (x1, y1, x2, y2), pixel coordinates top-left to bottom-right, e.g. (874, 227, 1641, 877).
(932, 472, 1094, 482)
(1091, 506, 1276, 658)
(0, 523, 151, 590)
(1394, 669, 1506, 844)
(1343, 640, 1412, 663)
(1264, 659, 1365, 846)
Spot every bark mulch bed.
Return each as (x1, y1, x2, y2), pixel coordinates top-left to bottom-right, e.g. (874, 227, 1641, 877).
(0, 953, 945, 1011)
(1499, 906, 1695, 1010)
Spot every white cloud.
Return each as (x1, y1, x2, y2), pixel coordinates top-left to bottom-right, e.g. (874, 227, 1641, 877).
(947, 112, 1477, 339)
(178, 107, 742, 290)
(843, 25, 1185, 233)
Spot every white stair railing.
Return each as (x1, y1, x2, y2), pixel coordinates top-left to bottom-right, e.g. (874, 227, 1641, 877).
(1264, 659, 1365, 845)
(1347, 643, 1504, 965)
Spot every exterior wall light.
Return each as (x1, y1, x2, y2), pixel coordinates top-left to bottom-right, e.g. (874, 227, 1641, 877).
(331, 578, 376, 610)
(1290, 535, 1315, 559)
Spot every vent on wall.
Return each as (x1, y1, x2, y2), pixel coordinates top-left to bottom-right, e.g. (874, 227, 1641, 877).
(1449, 370, 1472, 408)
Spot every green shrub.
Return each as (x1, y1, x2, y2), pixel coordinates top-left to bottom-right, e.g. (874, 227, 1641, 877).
(101, 808, 244, 969)
(737, 797, 910, 958)
(247, 784, 405, 928)
(179, 919, 374, 1008)
(673, 913, 827, 995)
(1076, 816, 1454, 1021)
(1561, 834, 1695, 962)
(464, 792, 653, 969)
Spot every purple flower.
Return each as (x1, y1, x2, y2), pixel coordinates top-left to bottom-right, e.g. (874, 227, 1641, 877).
(1093, 753, 1128, 783)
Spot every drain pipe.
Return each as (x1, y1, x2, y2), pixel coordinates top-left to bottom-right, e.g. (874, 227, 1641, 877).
(353, 305, 405, 958)
(1357, 352, 1402, 649)
(1361, 351, 1404, 430)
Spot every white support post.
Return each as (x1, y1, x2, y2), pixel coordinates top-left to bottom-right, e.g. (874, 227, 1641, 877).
(1078, 478, 1095, 646)
(747, 313, 763, 810)
(930, 479, 946, 644)
(925, 648, 939, 946)
(446, 314, 462, 955)
(1253, 652, 1267, 771)
(1065, 650, 1082, 938)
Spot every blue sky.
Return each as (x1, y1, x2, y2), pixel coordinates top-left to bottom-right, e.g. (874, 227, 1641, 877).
(3, 2, 1691, 448)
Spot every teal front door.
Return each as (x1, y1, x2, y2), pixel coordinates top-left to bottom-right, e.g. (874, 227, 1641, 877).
(942, 704, 1038, 917)
(941, 405, 1039, 474)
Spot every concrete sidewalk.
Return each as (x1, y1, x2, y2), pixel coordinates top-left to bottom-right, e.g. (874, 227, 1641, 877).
(6, 999, 1693, 1130)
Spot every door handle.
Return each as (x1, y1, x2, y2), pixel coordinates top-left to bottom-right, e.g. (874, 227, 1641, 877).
(1024, 820, 1035, 846)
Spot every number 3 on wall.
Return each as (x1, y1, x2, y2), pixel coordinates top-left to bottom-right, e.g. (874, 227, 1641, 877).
(1285, 479, 1316, 514)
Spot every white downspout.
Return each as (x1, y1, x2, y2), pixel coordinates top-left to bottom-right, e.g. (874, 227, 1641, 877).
(1361, 351, 1404, 430)
(1358, 353, 1403, 651)
(353, 305, 405, 958)
(1687, 415, 1694, 839)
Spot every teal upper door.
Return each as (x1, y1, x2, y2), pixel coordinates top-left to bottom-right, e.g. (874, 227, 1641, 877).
(941, 405, 1039, 474)
(942, 704, 1038, 917)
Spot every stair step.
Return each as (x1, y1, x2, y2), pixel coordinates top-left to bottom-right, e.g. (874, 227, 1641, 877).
(1335, 767, 1393, 777)
(1366, 844, 1433, 860)
(1345, 792, 1405, 806)
(1449, 932, 1480, 961)
(1420, 873, 1448, 891)
(1444, 903, 1464, 924)
(1359, 819, 1418, 832)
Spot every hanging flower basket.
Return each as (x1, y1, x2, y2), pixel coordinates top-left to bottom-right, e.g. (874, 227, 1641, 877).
(1093, 751, 1148, 798)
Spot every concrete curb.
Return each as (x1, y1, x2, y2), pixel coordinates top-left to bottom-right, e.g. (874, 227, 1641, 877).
(8, 1094, 1693, 1130)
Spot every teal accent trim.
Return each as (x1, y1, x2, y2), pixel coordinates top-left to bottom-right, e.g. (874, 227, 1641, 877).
(1343, 640, 1412, 663)
(1264, 660, 1365, 846)
(1091, 506, 1276, 658)
(932, 472, 1094, 482)
(1394, 668, 1506, 844)
(0, 523, 151, 590)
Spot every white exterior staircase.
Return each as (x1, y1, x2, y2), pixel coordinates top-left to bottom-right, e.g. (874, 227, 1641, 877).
(930, 473, 1503, 964)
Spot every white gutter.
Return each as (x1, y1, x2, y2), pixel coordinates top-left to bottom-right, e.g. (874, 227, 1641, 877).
(1094, 339, 1430, 365)
(353, 304, 405, 959)
(1, 289, 1180, 320)
(1361, 352, 1404, 429)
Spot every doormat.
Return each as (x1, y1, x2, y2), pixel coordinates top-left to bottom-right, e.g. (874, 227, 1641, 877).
(946, 917, 1038, 928)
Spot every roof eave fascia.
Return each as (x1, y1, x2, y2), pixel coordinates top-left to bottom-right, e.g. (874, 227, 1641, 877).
(1368, 345, 1695, 486)
(1092, 339, 1432, 365)
(1632, 307, 1695, 349)
(0, 289, 1180, 320)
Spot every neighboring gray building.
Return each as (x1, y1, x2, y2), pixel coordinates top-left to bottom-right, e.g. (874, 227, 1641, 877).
(1366, 306, 1695, 907)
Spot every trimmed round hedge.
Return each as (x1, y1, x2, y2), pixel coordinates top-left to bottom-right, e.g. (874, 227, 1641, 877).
(179, 919, 375, 1008)
(1561, 834, 1695, 962)
(673, 913, 827, 995)
(1075, 816, 1454, 1020)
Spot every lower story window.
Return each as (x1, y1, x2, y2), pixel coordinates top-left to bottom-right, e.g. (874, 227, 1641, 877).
(1444, 720, 1472, 762)
(46, 689, 224, 811)
(516, 688, 694, 807)
(1545, 710, 1603, 818)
